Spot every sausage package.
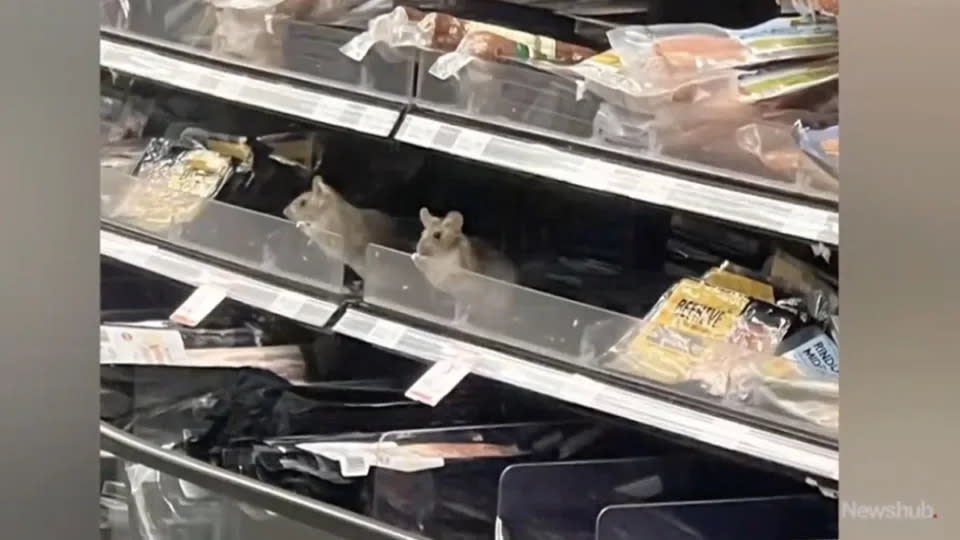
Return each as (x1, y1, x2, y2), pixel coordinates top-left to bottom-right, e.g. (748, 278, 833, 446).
(736, 120, 839, 194)
(341, 7, 595, 79)
(726, 326, 839, 431)
(603, 278, 794, 396)
(428, 25, 595, 80)
(607, 17, 838, 86)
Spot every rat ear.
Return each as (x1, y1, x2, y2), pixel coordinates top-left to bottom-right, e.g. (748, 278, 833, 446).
(312, 176, 329, 196)
(444, 211, 464, 232)
(419, 207, 434, 227)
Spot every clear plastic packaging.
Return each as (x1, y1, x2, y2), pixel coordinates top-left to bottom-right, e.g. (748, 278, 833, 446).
(343, 7, 595, 80)
(601, 278, 793, 394)
(208, 0, 288, 65)
(607, 17, 838, 86)
(798, 123, 839, 178)
(595, 494, 838, 540)
(367, 422, 624, 539)
(427, 24, 595, 80)
(497, 456, 809, 540)
(101, 0, 131, 30)
(736, 120, 839, 194)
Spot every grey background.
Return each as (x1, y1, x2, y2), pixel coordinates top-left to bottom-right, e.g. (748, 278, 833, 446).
(0, 1, 99, 539)
(843, 0, 960, 537)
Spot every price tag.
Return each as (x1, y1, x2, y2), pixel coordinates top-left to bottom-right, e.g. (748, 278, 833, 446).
(267, 290, 308, 319)
(368, 319, 406, 349)
(563, 374, 607, 406)
(405, 360, 473, 407)
(120, 242, 159, 267)
(400, 118, 441, 146)
(451, 131, 491, 159)
(100, 325, 188, 366)
(170, 284, 228, 327)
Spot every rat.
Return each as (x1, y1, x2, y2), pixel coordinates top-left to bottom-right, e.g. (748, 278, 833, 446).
(283, 175, 397, 278)
(414, 207, 517, 325)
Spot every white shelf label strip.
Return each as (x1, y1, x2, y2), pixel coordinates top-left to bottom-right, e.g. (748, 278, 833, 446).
(333, 309, 839, 480)
(99, 230, 338, 326)
(100, 39, 400, 138)
(397, 115, 838, 245)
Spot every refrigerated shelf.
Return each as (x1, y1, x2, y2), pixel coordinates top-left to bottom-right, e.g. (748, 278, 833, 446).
(100, 32, 838, 246)
(100, 227, 839, 483)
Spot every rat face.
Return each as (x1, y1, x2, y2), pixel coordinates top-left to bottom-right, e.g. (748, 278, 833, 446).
(283, 176, 332, 222)
(417, 207, 464, 256)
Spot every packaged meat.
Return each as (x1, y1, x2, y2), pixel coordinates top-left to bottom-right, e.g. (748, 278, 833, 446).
(607, 17, 838, 85)
(735, 120, 839, 194)
(563, 49, 743, 115)
(787, 0, 839, 17)
(602, 277, 798, 396)
(428, 26, 595, 80)
(340, 7, 451, 61)
(725, 326, 838, 431)
(702, 266, 776, 303)
(797, 123, 839, 178)
(342, 7, 595, 78)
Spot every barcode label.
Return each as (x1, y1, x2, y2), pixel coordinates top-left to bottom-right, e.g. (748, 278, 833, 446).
(405, 359, 473, 407)
(368, 319, 406, 349)
(170, 285, 227, 327)
(400, 118, 442, 146)
(267, 291, 308, 319)
(452, 131, 491, 158)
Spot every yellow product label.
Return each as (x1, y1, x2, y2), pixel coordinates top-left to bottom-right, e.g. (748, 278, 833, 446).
(619, 280, 750, 384)
(703, 269, 776, 303)
(745, 34, 837, 53)
(643, 279, 750, 340)
(754, 355, 805, 380)
(588, 50, 624, 68)
(207, 139, 253, 164)
(740, 62, 838, 101)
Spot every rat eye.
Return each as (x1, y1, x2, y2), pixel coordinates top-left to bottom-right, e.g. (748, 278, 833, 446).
(298, 199, 307, 207)
(432, 231, 442, 240)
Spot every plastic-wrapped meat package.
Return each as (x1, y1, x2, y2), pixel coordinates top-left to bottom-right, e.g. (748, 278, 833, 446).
(602, 275, 797, 399)
(725, 326, 839, 432)
(736, 120, 839, 194)
(649, 62, 838, 195)
(104, 137, 237, 232)
(342, 6, 594, 75)
(428, 24, 595, 80)
(207, 0, 289, 65)
(366, 422, 629, 539)
(607, 17, 838, 87)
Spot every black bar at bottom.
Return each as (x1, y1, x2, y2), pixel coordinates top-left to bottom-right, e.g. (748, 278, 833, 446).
(100, 422, 427, 540)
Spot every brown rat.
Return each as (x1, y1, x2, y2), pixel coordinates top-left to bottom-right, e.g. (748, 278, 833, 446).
(414, 207, 516, 324)
(283, 175, 397, 278)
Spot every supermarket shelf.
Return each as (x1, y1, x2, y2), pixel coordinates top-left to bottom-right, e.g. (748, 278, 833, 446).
(100, 422, 426, 540)
(100, 34, 838, 246)
(333, 308, 839, 482)
(101, 225, 838, 482)
(396, 114, 839, 246)
(100, 35, 401, 137)
(100, 229, 338, 328)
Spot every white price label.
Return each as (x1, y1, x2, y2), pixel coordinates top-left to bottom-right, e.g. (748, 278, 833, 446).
(122, 243, 160, 267)
(170, 284, 228, 327)
(100, 326, 188, 366)
(564, 374, 607, 406)
(368, 319, 406, 349)
(405, 360, 473, 407)
(267, 291, 308, 319)
(401, 119, 441, 146)
(451, 131, 491, 158)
